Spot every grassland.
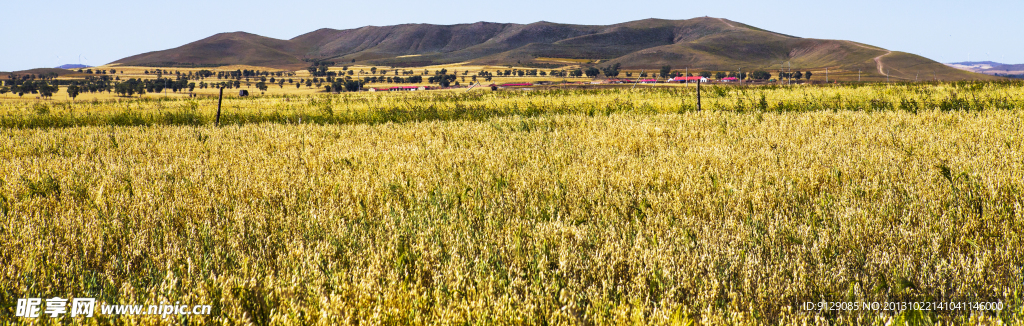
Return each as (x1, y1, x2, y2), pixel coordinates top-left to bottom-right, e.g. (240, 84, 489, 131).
(1, 82, 1023, 325)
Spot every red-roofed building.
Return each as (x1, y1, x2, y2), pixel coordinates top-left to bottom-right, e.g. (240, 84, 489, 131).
(720, 77, 739, 82)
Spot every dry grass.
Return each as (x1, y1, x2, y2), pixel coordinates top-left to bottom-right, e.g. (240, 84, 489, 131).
(1, 82, 1022, 325)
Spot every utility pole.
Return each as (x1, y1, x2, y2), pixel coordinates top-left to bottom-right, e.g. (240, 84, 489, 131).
(786, 62, 792, 86)
(631, 70, 645, 89)
(826, 68, 828, 83)
(858, 70, 861, 82)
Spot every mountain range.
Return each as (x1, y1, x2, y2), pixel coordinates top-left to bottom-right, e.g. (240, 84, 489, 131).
(109, 17, 994, 81)
(947, 61, 1024, 75)
(55, 64, 92, 69)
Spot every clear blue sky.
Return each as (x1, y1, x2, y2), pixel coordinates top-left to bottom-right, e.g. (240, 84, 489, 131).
(2, 0, 1021, 71)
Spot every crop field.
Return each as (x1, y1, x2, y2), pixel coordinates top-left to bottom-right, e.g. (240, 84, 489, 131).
(1, 82, 1023, 325)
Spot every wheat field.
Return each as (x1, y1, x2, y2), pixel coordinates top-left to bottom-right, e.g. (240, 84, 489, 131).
(1, 82, 1023, 325)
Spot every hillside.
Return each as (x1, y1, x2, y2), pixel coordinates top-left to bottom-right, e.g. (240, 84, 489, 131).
(112, 17, 995, 80)
(3, 68, 80, 79)
(113, 32, 307, 69)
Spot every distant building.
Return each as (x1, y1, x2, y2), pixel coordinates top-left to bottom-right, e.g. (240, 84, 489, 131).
(387, 86, 425, 91)
(720, 77, 739, 82)
(671, 76, 708, 83)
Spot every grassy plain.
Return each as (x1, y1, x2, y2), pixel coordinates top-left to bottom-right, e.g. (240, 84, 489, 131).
(1, 82, 1023, 325)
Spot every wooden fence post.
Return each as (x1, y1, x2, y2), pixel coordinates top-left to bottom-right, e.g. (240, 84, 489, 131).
(215, 87, 224, 126)
(696, 79, 702, 111)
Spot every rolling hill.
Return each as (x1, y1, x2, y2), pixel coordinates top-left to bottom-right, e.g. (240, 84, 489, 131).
(111, 17, 995, 81)
(2, 68, 82, 79)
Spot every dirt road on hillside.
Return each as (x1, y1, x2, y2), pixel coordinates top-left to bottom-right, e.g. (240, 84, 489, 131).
(845, 41, 891, 76)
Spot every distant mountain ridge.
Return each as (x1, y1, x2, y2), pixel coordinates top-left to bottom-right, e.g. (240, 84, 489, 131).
(111, 17, 994, 81)
(56, 64, 92, 69)
(947, 61, 1024, 75)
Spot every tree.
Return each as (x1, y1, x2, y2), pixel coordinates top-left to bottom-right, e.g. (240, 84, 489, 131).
(714, 72, 726, 79)
(38, 82, 57, 99)
(793, 71, 803, 80)
(805, 71, 812, 80)
(601, 63, 621, 77)
(660, 65, 672, 78)
(699, 71, 712, 78)
(344, 80, 363, 92)
(0, 87, 8, 97)
(188, 83, 196, 92)
(584, 67, 600, 78)
(67, 85, 80, 100)
(114, 79, 144, 97)
(370, 67, 377, 74)
(750, 70, 771, 80)
(256, 82, 268, 94)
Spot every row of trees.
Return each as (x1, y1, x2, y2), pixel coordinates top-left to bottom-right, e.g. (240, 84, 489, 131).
(1, 76, 118, 99)
(326, 80, 365, 93)
(76, 69, 114, 74)
(10, 62, 826, 99)
(0, 81, 58, 98)
(294, 64, 641, 81)
(6, 72, 60, 81)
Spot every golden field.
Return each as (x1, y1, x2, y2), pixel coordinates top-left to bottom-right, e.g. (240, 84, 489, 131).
(1, 82, 1023, 325)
